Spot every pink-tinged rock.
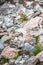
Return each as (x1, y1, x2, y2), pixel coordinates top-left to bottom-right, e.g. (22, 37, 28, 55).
(23, 17, 43, 30)
(37, 51, 43, 62)
(1, 46, 16, 59)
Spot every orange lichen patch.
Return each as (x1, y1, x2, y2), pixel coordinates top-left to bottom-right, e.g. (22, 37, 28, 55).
(18, 13, 22, 16)
(26, 34, 31, 42)
(17, 12, 22, 16)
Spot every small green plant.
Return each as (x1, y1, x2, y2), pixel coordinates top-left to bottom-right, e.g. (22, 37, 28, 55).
(14, 52, 19, 60)
(21, 14, 28, 21)
(34, 45, 41, 56)
(0, 57, 9, 64)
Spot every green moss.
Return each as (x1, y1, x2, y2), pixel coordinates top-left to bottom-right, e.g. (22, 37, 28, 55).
(0, 57, 9, 64)
(21, 14, 28, 21)
(34, 45, 41, 56)
(14, 52, 19, 60)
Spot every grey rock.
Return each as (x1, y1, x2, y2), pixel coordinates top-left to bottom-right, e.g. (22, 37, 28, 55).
(0, 43, 4, 53)
(0, 0, 5, 3)
(15, 55, 29, 65)
(27, 56, 38, 65)
(23, 43, 34, 52)
(3, 63, 9, 65)
(9, 59, 15, 65)
(13, 0, 19, 3)
(39, 0, 43, 6)
(1, 35, 10, 43)
(6, 23, 13, 28)
(39, 35, 43, 46)
(0, 16, 4, 25)
(15, 56, 22, 64)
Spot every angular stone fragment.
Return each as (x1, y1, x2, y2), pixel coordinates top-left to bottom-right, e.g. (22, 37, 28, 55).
(27, 56, 38, 65)
(37, 51, 43, 62)
(3, 63, 9, 65)
(23, 17, 43, 30)
(1, 46, 19, 59)
(1, 35, 10, 43)
(23, 43, 34, 52)
(0, 32, 8, 37)
(0, 43, 5, 53)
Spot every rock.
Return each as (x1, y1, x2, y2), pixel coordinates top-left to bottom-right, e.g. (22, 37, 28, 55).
(4, 17, 14, 28)
(39, 35, 43, 44)
(9, 59, 15, 65)
(26, 1, 34, 9)
(27, 56, 38, 65)
(15, 55, 29, 65)
(6, 22, 14, 28)
(16, 28, 27, 35)
(0, 43, 5, 53)
(23, 43, 34, 53)
(3, 63, 9, 65)
(13, 0, 19, 3)
(0, 55, 2, 59)
(30, 30, 41, 37)
(33, 11, 41, 18)
(1, 46, 19, 59)
(0, 32, 8, 37)
(39, 13, 43, 17)
(39, 35, 43, 45)
(38, 35, 43, 49)
(14, 37, 18, 43)
(37, 51, 43, 62)
(37, 62, 43, 65)
(0, 1, 43, 65)
(0, 18, 3, 26)
(1, 2, 15, 9)
(15, 56, 38, 65)
(0, 0, 5, 3)
(1, 35, 10, 43)
(7, 27, 15, 33)
(30, 37, 36, 45)
(39, 0, 43, 6)
(23, 17, 43, 30)
(0, 3, 15, 15)
(15, 56, 22, 64)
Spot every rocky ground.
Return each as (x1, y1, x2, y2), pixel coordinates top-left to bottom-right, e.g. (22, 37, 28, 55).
(0, 0, 43, 65)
